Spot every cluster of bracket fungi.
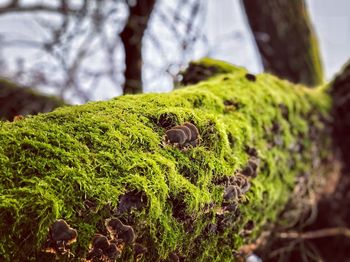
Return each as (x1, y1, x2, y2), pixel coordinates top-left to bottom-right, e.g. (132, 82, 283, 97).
(208, 147, 260, 234)
(86, 217, 146, 262)
(164, 122, 199, 149)
(42, 122, 259, 261)
(43, 217, 146, 262)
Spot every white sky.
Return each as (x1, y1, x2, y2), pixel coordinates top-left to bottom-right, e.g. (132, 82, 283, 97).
(0, 0, 349, 102)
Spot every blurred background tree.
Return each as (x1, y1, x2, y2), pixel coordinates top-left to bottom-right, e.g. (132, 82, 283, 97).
(242, 0, 324, 86)
(0, 0, 208, 104)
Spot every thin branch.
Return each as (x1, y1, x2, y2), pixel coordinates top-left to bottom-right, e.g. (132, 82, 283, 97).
(0, 4, 80, 15)
(278, 227, 350, 239)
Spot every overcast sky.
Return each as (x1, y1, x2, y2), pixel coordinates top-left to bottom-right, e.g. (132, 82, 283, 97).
(307, 0, 350, 79)
(0, 0, 349, 102)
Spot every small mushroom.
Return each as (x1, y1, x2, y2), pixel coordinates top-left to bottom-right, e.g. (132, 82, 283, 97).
(248, 160, 258, 172)
(168, 252, 180, 262)
(105, 218, 136, 244)
(50, 219, 77, 243)
(134, 243, 147, 262)
(105, 243, 121, 261)
(183, 122, 199, 142)
(44, 219, 77, 255)
(13, 115, 24, 122)
(165, 122, 200, 148)
(233, 174, 251, 194)
(242, 159, 260, 178)
(172, 125, 192, 141)
(86, 247, 104, 261)
(91, 234, 110, 251)
(242, 165, 255, 177)
(245, 146, 258, 157)
(87, 234, 122, 262)
(223, 185, 242, 201)
(245, 73, 256, 82)
(165, 129, 187, 146)
(205, 223, 218, 234)
(224, 202, 238, 212)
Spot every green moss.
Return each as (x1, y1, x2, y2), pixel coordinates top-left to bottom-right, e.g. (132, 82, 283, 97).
(192, 57, 246, 75)
(0, 59, 331, 261)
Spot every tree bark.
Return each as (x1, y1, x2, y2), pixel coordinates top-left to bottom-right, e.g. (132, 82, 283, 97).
(0, 59, 331, 261)
(120, 0, 156, 94)
(331, 61, 350, 166)
(241, 0, 324, 87)
(0, 78, 64, 121)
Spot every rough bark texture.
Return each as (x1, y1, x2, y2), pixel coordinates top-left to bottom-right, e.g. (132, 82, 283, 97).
(120, 0, 156, 94)
(0, 59, 331, 261)
(0, 78, 64, 121)
(303, 61, 350, 261)
(251, 60, 350, 262)
(331, 61, 350, 167)
(242, 0, 324, 87)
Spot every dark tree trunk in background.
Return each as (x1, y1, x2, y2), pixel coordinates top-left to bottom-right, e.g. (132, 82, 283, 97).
(120, 0, 156, 94)
(0, 78, 64, 121)
(242, 0, 324, 87)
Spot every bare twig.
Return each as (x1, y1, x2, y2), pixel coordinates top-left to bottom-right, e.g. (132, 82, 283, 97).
(279, 227, 350, 239)
(0, 3, 80, 15)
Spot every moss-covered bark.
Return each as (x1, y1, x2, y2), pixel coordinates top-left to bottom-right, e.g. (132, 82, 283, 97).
(0, 59, 331, 261)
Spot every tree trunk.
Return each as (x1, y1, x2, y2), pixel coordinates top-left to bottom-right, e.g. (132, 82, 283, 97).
(302, 60, 350, 261)
(0, 59, 332, 261)
(0, 78, 64, 121)
(120, 0, 156, 94)
(241, 0, 324, 87)
(331, 61, 350, 167)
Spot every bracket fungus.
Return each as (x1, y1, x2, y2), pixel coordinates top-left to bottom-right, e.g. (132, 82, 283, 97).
(86, 234, 121, 262)
(12, 115, 24, 122)
(223, 185, 243, 202)
(165, 122, 200, 148)
(165, 128, 187, 147)
(134, 243, 147, 262)
(168, 252, 180, 262)
(245, 73, 257, 82)
(242, 159, 260, 178)
(105, 218, 136, 245)
(43, 219, 77, 255)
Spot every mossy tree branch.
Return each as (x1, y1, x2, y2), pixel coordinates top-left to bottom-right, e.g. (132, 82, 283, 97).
(0, 59, 331, 261)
